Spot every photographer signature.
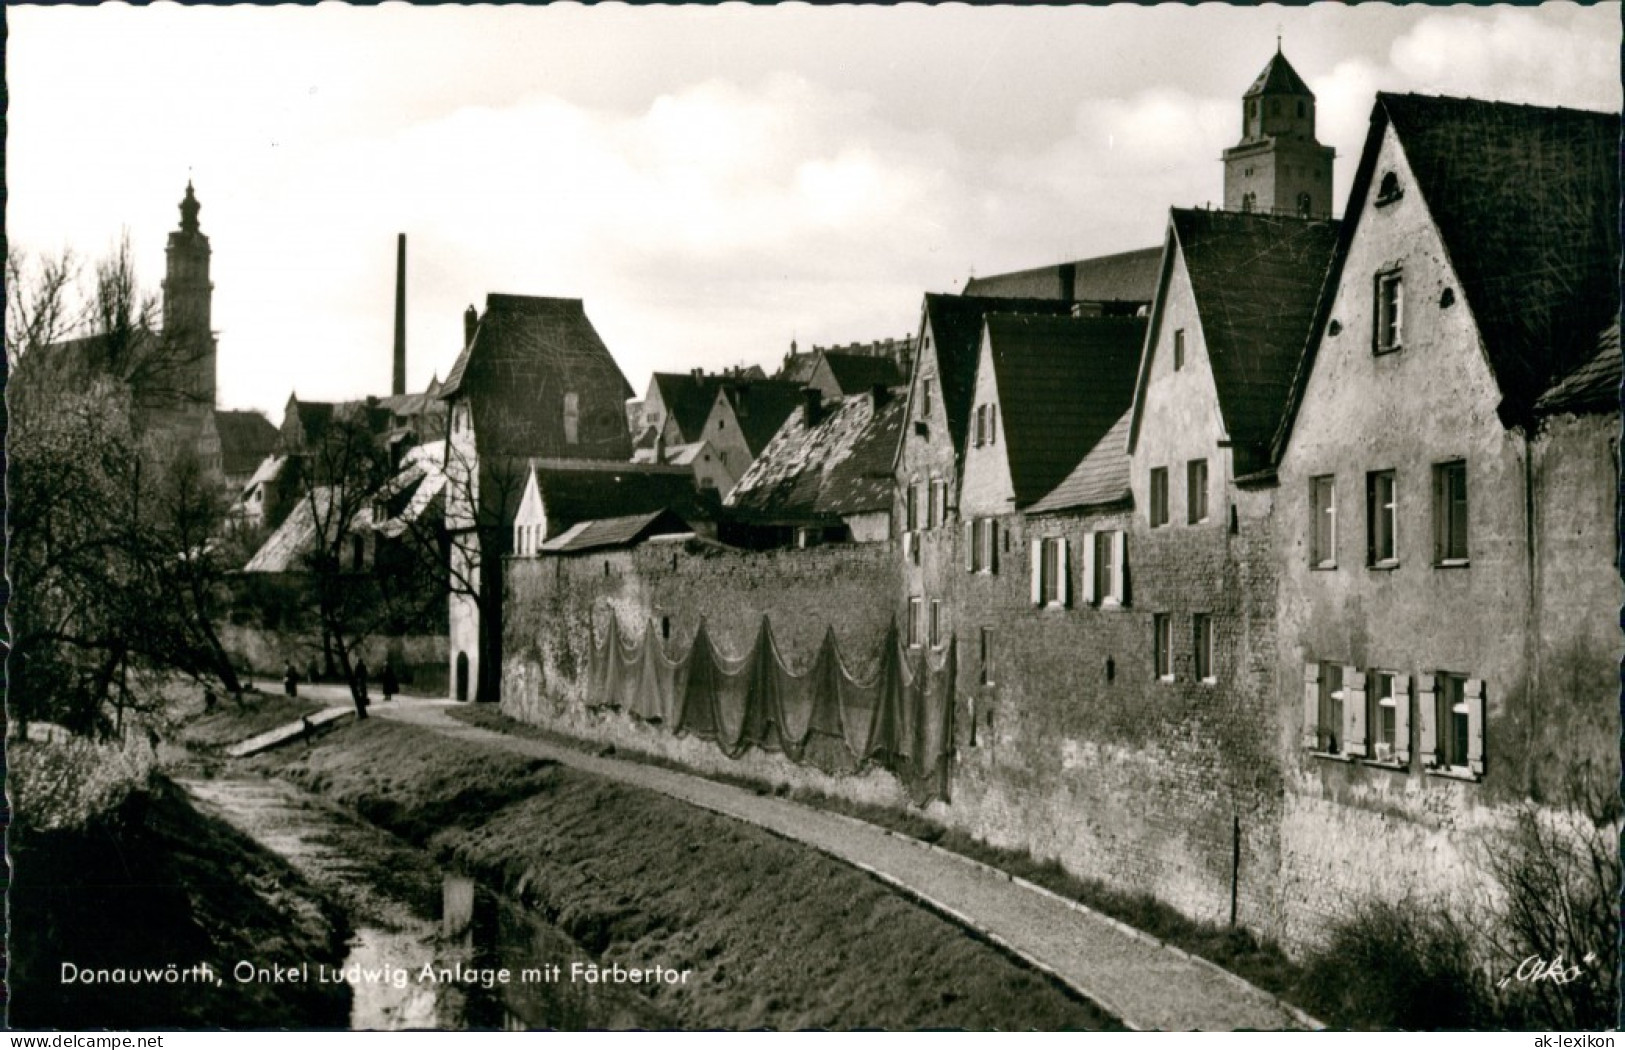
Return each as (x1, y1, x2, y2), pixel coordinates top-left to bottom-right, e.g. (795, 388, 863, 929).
(1497, 953, 1597, 989)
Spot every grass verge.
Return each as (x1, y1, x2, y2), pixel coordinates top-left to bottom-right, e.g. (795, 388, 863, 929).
(257, 715, 1122, 1030)
(443, 704, 1313, 1023)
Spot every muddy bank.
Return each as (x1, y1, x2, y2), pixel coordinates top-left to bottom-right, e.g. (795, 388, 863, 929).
(8, 776, 351, 1030)
(259, 717, 1119, 1030)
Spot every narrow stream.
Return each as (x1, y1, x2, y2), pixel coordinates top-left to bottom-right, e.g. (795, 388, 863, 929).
(179, 775, 665, 1030)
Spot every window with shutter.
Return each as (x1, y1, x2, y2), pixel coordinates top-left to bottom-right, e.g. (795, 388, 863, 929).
(1154, 615, 1173, 680)
(1109, 531, 1126, 605)
(1344, 668, 1367, 757)
(1434, 672, 1472, 772)
(1417, 673, 1439, 768)
(1318, 662, 1345, 754)
(1081, 531, 1097, 605)
(1302, 663, 1321, 749)
(1193, 614, 1214, 681)
(1393, 674, 1412, 766)
(1433, 461, 1468, 564)
(1369, 670, 1400, 763)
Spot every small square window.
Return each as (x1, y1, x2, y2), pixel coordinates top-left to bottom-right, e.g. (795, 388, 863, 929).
(1434, 461, 1468, 564)
(1375, 270, 1404, 353)
(1153, 614, 1173, 680)
(1367, 470, 1397, 566)
(1149, 467, 1169, 527)
(1310, 475, 1337, 568)
(1193, 614, 1215, 681)
(1187, 459, 1209, 524)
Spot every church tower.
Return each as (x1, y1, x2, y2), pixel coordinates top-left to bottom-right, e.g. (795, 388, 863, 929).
(162, 181, 217, 406)
(1221, 48, 1334, 218)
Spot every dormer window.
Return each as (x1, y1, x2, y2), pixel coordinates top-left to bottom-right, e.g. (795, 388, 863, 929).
(1375, 171, 1403, 206)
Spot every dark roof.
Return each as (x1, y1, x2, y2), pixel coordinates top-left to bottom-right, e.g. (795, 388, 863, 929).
(1385, 94, 1619, 423)
(1535, 319, 1621, 417)
(714, 379, 806, 457)
(529, 459, 712, 537)
(1275, 94, 1619, 450)
(540, 509, 692, 553)
(962, 246, 1163, 303)
(985, 314, 1146, 508)
(214, 409, 278, 476)
(1132, 209, 1338, 475)
(920, 293, 1077, 463)
(1028, 409, 1133, 516)
(816, 352, 903, 396)
(440, 294, 634, 459)
(1245, 51, 1312, 97)
(650, 372, 730, 443)
(726, 390, 906, 523)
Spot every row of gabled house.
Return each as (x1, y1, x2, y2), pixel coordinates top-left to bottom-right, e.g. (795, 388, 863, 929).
(490, 53, 1619, 947)
(219, 48, 1617, 948)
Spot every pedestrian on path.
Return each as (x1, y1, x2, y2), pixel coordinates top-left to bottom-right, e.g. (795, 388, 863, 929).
(380, 662, 398, 702)
(283, 662, 300, 697)
(353, 658, 371, 720)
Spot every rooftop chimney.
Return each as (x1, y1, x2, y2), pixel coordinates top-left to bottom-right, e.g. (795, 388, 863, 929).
(392, 234, 407, 396)
(463, 305, 478, 349)
(802, 388, 823, 428)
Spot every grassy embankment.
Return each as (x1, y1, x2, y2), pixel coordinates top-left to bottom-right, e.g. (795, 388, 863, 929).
(8, 732, 351, 1029)
(256, 716, 1121, 1030)
(444, 704, 1313, 1021)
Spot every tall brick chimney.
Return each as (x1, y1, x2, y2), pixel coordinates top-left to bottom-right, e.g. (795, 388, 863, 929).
(392, 233, 407, 396)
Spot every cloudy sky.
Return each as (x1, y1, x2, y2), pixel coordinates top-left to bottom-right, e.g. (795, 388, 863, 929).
(8, 2, 1619, 418)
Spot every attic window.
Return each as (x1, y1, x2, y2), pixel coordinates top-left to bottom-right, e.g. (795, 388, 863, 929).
(1376, 172, 1403, 206)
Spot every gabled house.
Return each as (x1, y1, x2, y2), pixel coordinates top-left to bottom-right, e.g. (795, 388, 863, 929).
(803, 349, 904, 401)
(440, 293, 636, 702)
(1268, 93, 1619, 941)
(636, 371, 731, 448)
(631, 437, 735, 496)
(509, 458, 712, 560)
(723, 386, 906, 549)
(699, 378, 805, 484)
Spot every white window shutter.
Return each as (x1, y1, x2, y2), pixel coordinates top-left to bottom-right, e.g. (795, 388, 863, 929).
(965, 520, 976, 572)
(1110, 531, 1127, 604)
(1466, 678, 1486, 775)
(1417, 673, 1438, 768)
(1058, 539, 1071, 607)
(1302, 663, 1321, 749)
(1030, 538, 1043, 606)
(1345, 667, 1367, 758)
(1081, 532, 1097, 605)
(902, 530, 914, 563)
(1394, 675, 1412, 766)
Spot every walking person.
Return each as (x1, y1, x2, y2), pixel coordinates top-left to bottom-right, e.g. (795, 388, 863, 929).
(380, 662, 398, 703)
(283, 661, 300, 697)
(353, 658, 371, 720)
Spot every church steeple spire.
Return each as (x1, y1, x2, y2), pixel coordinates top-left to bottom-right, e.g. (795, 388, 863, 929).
(163, 179, 216, 405)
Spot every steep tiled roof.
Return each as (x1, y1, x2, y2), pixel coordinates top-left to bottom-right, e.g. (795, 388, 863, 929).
(715, 379, 806, 457)
(1028, 410, 1133, 516)
(1245, 51, 1311, 96)
(727, 390, 906, 522)
(920, 294, 1076, 463)
(539, 509, 692, 553)
(244, 487, 371, 573)
(816, 352, 903, 396)
(1275, 94, 1619, 453)
(440, 294, 634, 459)
(961, 247, 1162, 303)
(651, 372, 730, 443)
(1535, 319, 1621, 417)
(214, 409, 278, 477)
(1132, 209, 1337, 475)
(986, 315, 1146, 508)
(1383, 94, 1619, 423)
(528, 459, 712, 538)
